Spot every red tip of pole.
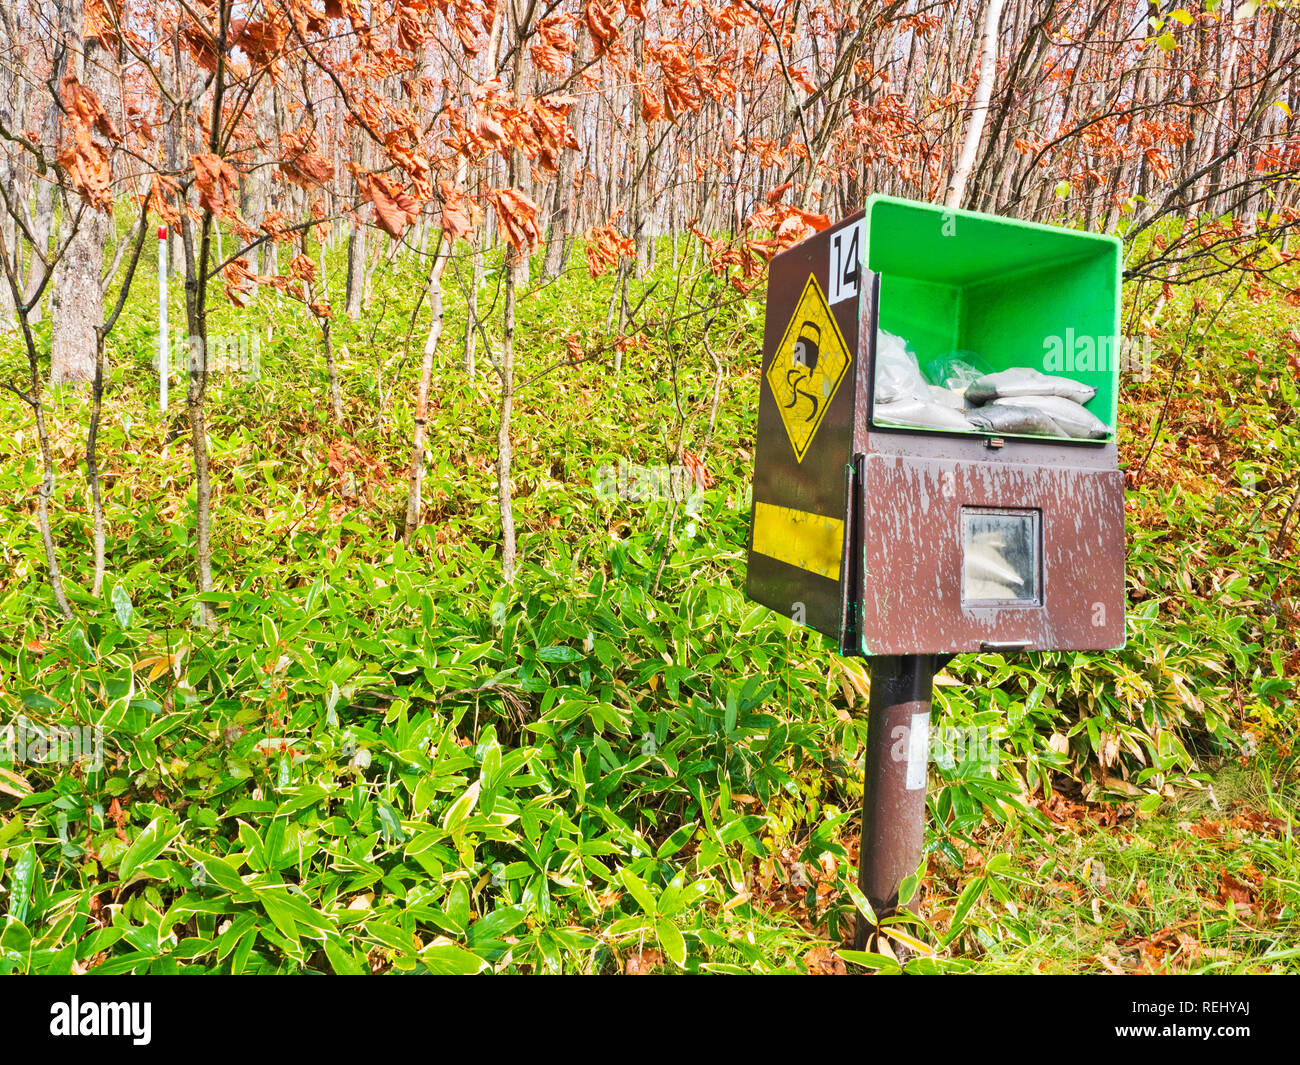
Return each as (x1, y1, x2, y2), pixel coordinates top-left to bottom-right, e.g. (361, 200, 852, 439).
(158, 226, 168, 239)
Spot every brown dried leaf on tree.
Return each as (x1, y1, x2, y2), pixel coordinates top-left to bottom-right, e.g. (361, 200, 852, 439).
(650, 40, 701, 117)
(679, 449, 714, 490)
(286, 0, 331, 35)
(530, 14, 576, 76)
(58, 136, 111, 210)
(747, 201, 830, 253)
(356, 169, 422, 239)
(474, 109, 508, 148)
(289, 254, 318, 283)
(788, 65, 818, 95)
(585, 223, 633, 277)
(530, 44, 566, 78)
(384, 135, 432, 199)
(697, 55, 737, 104)
(774, 214, 808, 249)
(83, 0, 120, 46)
(57, 76, 120, 210)
(192, 153, 242, 222)
(261, 210, 296, 243)
(438, 179, 479, 243)
(147, 175, 182, 227)
(450, 0, 492, 55)
(181, 21, 220, 73)
(488, 187, 543, 253)
(61, 75, 121, 143)
(223, 260, 258, 308)
(527, 96, 579, 173)
(396, 6, 426, 50)
(125, 99, 155, 143)
(280, 127, 336, 189)
(230, 17, 289, 70)
(324, 0, 370, 39)
(790, 206, 830, 231)
(639, 85, 665, 124)
(612, 332, 645, 356)
(310, 197, 332, 241)
(584, 0, 619, 58)
(260, 273, 295, 293)
(766, 181, 793, 204)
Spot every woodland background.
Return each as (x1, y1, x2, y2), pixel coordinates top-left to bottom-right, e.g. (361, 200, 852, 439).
(0, 0, 1297, 973)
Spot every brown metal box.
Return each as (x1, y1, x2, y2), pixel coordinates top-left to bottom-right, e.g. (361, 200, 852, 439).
(746, 199, 1126, 655)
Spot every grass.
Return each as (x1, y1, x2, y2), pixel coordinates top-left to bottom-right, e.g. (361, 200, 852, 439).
(0, 223, 1296, 973)
(922, 759, 1299, 974)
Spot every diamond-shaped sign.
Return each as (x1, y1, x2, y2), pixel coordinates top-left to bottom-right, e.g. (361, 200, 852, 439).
(765, 274, 852, 462)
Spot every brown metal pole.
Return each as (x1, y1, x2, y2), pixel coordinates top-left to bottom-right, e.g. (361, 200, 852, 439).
(854, 654, 934, 950)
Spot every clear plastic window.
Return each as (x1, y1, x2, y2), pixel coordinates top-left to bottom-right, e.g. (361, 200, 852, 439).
(962, 508, 1041, 605)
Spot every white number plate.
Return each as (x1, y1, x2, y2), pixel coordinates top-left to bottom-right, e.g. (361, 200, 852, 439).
(828, 219, 865, 305)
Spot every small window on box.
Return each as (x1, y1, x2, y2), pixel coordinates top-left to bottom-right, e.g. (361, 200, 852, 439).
(962, 508, 1041, 605)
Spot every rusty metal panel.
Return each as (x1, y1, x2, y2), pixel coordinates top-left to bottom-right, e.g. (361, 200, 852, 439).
(855, 456, 1125, 654)
(746, 214, 869, 651)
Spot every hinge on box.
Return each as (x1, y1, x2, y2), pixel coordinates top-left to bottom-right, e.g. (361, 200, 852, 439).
(980, 640, 1031, 652)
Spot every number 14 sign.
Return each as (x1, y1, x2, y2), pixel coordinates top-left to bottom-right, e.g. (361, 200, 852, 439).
(828, 218, 865, 305)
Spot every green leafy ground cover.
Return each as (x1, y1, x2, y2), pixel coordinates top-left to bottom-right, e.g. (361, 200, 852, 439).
(0, 232, 1296, 973)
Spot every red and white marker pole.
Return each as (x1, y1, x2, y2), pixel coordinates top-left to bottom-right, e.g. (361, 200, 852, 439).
(158, 226, 168, 413)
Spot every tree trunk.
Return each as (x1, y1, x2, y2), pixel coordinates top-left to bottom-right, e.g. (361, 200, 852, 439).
(51, 3, 113, 384)
(0, 23, 22, 332)
(238, 86, 274, 295)
(497, 255, 518, 581)
(23, 97, 59, 324)
(946, 0, 1006, 210)
(403, 238, 449, 541)
(493, 0, 524, 581)
(0, 226, 74, 617)
(84, 209, 148, 599)
(542, 151, 576, 280)
(465, 230, 481, 375)
(86, 334, 108, 595)
(177, 2, 229, 631)
(0, 154, 16, 332)
(344, 130, 368, 317)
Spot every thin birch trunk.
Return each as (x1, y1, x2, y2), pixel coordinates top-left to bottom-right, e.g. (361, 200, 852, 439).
(0, 225, 74, 617)
(402, 237, 449, 541)
(946, 0, 1006, 210)
(497, 258, 518, 581)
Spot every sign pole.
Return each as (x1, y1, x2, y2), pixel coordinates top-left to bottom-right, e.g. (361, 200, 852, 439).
(745, 201, 1126, 954)
(158, 226, 168, 414)
(854, 654, 935, 950)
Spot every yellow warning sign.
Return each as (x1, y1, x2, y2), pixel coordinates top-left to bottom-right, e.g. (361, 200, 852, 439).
(765, 275, 852, 462)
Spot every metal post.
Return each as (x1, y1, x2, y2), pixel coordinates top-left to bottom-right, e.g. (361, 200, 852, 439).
(854, 654, 934, 949)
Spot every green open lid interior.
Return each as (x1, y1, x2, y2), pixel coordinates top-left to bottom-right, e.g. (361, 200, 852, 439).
(864, 195, 1123, 437)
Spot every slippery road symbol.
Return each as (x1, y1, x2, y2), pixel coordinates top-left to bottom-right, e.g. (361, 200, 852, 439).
(766, 275, 851, 463)
(786, 320, 823, 421)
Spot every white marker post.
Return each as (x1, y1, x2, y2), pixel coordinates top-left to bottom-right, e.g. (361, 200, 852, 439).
(158, 226, 168, 413)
